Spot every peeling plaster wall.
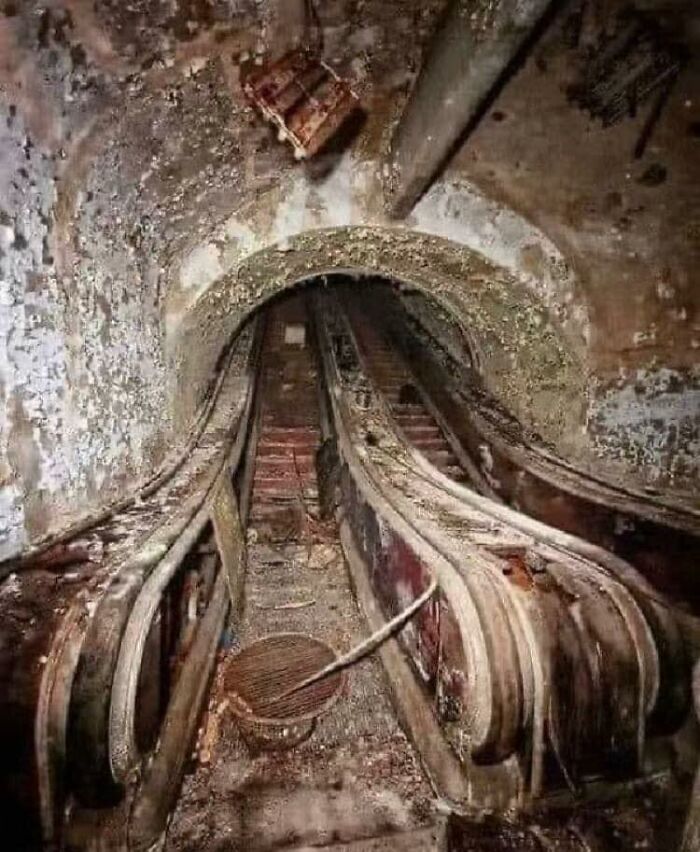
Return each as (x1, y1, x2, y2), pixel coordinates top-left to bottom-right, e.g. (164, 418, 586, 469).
(444, 0, 700, 493)
(0, 24, 170, 558)
(588, 367, 700, 484)
(165, 0, 699, 496)
(0, 0, 268, 559)
(1, 0, 698, 560)
(1, 0, 443, 557)
(169, 159, 584, 343)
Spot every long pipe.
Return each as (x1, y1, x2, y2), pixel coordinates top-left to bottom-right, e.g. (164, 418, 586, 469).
(385, 0, 553, 218)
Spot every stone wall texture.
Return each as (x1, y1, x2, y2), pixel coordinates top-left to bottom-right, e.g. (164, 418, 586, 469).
(1, 0, 698, 559)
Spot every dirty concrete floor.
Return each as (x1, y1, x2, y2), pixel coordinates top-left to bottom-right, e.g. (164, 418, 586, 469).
(165, 542, 438, 851)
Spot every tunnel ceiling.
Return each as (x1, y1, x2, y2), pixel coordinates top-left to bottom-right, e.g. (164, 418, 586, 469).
(1, 0, 699, 559)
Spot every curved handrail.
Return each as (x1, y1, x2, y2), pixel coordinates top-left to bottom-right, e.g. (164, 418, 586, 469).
(66, 320, 260, 806)
(315, 290, 681, 798)
(398, 290, 699, 529)
(313, 294, 524, 763)
(108, 341, 258, 784)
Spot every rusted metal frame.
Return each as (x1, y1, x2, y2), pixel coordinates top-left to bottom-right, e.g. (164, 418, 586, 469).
(398, 290, 699, 529)
(127, 568, 231, 852)
(66, 483, 218, 802)
(406, 447, 684, 778)
(365, 420, 650, 785)
(1, 323, 259, 849)
(109, 467, 248, 789)
(107, 325, 260, 838)
(65, 321, 260, 811)
(107, 488, 221, 786)
(322, 292, 676, 795)
(396, 342, 698, 729)
(312, 292, 525, 807)
(325, 293, 535, 761)
(244, 49, 313, 106)
(334, 442, 519, 809)
(410, 441, 684, 673)
(382, 378, 659, 772)
(390, 296, 698, 701)
(407, 439, 662, 691)
(403, 449, 654, 784)
(243, 49, 360, 160)
(337, 516, 473, 807)
(286, 77, 355, 156)
(340, 292, 498, 499)
(396, 295, 700, 586)
(330, 298, 532, 751)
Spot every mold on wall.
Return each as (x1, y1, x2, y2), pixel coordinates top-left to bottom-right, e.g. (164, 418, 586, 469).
(0, 1, 267, 558)
(588, 367, 700, 487)
(171, 227, 586, 486)
(442, 0, 700, 492)
(170, 159, 583, 346)
(1, 0, 698, 560)
(0, 96, 64, 558)
(164, 0, 698, 496)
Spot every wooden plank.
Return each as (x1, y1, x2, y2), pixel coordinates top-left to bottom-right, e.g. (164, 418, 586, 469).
(212, 476, 246, 619)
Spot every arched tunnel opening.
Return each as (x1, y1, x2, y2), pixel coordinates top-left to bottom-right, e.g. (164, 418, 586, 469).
(1, 1, 700, 850)
(7, 269, 696, 852)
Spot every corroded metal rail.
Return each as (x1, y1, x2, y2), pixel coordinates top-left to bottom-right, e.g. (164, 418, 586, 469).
(313, 288, 691, 809)
(373, 284, 700, 613)
(0, 287, 696, 851)
(0, 319, 260, 850)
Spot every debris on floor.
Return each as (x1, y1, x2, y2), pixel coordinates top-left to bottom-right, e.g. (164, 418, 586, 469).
(166, 541, 435, 851)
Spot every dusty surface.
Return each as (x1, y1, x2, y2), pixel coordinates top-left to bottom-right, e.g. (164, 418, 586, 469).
(170, 0, 700, 494)
(2, 0, 698, 555)
(450, 0, 700, 487)
(165, 295, 435, 850)
(0, 0, 443, 558)
(446, 776, 688, 850)
(165, 543, 436, 851)
(0, 323, 254, 846)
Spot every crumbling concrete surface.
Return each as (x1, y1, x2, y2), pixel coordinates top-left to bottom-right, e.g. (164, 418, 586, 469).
(1, 0, 698, 561)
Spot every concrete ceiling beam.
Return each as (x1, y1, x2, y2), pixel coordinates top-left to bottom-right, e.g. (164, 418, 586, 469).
(385, 0, 554, 218)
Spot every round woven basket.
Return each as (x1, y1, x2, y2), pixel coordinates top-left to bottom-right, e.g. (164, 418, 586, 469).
(223, 633, 344, 751)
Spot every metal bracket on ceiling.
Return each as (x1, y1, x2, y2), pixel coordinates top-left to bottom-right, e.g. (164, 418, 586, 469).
(242, 48, 362, 160)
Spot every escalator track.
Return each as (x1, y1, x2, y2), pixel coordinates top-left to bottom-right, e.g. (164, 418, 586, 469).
(168, 289, 691, 850)
(166, 292, 437, 851)
(0, 284, 696, 852)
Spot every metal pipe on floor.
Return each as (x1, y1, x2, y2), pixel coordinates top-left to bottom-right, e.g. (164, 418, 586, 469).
(384, 0, 553, 219)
